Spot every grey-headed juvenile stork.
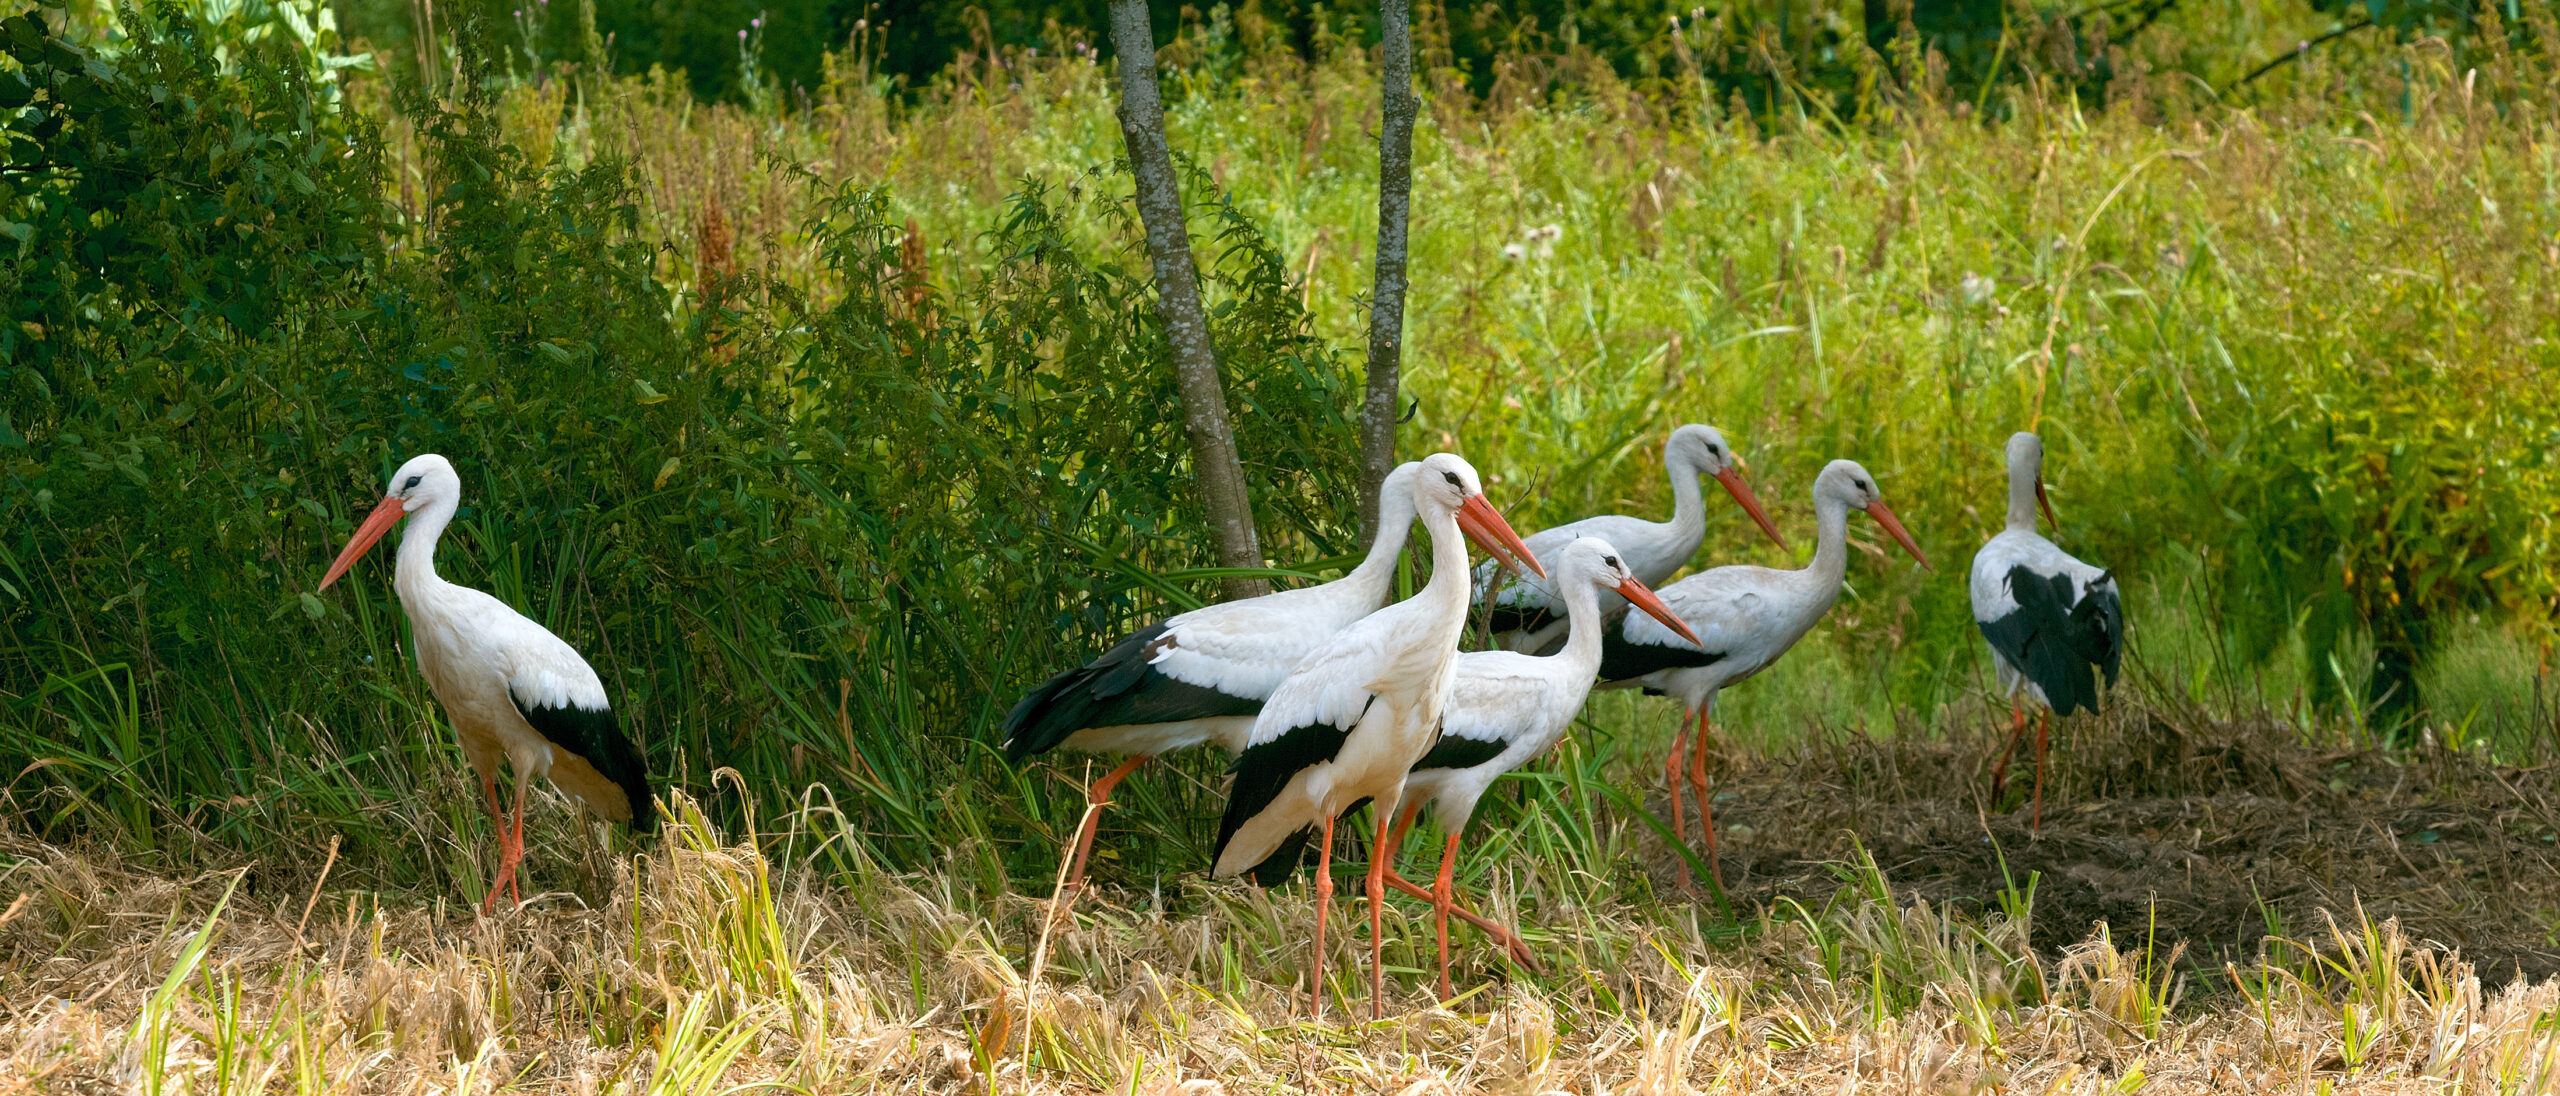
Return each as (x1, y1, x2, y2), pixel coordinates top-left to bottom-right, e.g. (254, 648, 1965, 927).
(1211, 453, 1541, 1021)
(1596, 459, 1929, 892)
(318, 454, 654, 914)
(1475, 424, 1787, 653)
(1390, 536, 1701, 999)
(1971, 431, 2123, 830)
(1001, 459, 1531, 891)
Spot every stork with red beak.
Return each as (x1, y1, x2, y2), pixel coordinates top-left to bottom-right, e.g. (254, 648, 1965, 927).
(1971, 431, 2123, 829)
(1389, 536, 1702, 999)
(1211, 452, 1542, 1021)
(319, 454, 654, 913)
(1596, 459, 1928, 892)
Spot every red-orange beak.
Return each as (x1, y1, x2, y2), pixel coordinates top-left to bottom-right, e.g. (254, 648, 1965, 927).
(1712, 466, 1789, 552)
(2035, 475, 2059, 532)
(1457, 495, 1544, 578)
(319, 496, 409, 591)
(1861, 500, 1930, 571)
(1615, 576, 1701, 647)
(1454, 506, 1529, 575)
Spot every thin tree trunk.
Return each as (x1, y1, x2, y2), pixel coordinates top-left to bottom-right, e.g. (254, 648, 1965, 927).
(1107, 0, 1269, 601)
(1358, 0, 1417, 542)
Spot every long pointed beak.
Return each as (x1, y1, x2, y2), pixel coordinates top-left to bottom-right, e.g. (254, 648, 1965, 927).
(1862, 500, 1931, 571)
(2035, 476, 2059, 532)
(1712, 467, 1789, 552)
(1458, 495, 1545, 578)
(1615, 576, 1701, 647)
(319, 496, 409, 591)
(1454, 506, 1530, 575)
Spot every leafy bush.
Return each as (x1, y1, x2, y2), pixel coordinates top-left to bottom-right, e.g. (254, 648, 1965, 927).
(0, 8, 1359, 890)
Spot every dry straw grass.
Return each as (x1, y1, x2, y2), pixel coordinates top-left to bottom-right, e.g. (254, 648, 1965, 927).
(10, 781, 2560, 1095)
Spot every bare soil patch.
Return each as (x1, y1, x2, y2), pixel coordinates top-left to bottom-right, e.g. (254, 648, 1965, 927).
(1686, 703, 2560, 984)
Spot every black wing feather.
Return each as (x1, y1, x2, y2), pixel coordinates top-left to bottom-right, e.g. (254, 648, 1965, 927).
(510, 690, 656, 834)
(1214, 697, 1371, 878)
(1412, 732, 1508, 774)
(1002, 623, 1265, 763)
(2068, 571, 2125, 687)
(1597, 630, 1726, 683)
(1977, 564, 2122, 717)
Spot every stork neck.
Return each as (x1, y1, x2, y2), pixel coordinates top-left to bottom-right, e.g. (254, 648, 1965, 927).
(1421, 503, 1475, 617)
(393, 493, 458, 598)
(1343, 479, 1420, 597)
(1809, 493, 1852, 585)
(1662, 449, 1709, 545)
(2006, 455, 2041, 533)
(1553, 569, 1608, 668)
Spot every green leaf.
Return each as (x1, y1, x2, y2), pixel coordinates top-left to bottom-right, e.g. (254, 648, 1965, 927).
(298, 592, 326, 620)
(632, 378, 668, 404)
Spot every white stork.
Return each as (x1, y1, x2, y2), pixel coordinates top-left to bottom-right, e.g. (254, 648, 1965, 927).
(1387, 536, 1701, 999)
(1210, 452, 1540, 1021)
(1003, 458, 1535, 890)
(1475, 424, 1787, 653)
(1596, 459, 1929, 892)
(318, 454, 654, 914)
(1970, 431, 2123, 830)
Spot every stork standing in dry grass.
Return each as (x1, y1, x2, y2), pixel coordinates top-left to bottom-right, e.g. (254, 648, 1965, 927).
(1597, 459, 1929, 892)
(1390, 536, 1701, 999)
(1212, 453, 1541, 1021)
(1972, 431, 2124, 830)
(319, 454, 654, 914)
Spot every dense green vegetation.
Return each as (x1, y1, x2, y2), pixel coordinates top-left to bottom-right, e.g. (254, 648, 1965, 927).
(0, 0, 2553, 915)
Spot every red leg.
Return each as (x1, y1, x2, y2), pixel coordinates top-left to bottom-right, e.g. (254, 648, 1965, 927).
(2032, 709, 2051, 832)
(1308, 813, 1336, 1021)
(1431, 832, 1461, 1001)
(1386, 872, 1540, 971)
(1665, 719, 1692, 894)
(481, 770, 502, 821)
(1367, 804, 1394, 1020)
(1688, 706, 1722, 891)
(1990, 699, 2028, 802)
(1064, 754, 1150, 889)
(483, 778, 529, 915)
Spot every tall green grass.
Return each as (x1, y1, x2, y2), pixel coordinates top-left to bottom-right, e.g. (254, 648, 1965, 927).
(0, 2, 2554, 905)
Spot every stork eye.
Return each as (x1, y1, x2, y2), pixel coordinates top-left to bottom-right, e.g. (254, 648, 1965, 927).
(1604, 556, 1621, 569)
(1441, 471, 1463, 488)
(403, 475, 422, 491)
(1855, 479, 1871, 493)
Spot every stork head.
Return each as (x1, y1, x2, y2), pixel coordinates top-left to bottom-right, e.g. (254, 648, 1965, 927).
(1559, 537, 1702, 646)
(2007, 430, 2058, 530)
(1816, 459, 1930, 571)
(318, 454, 459, 591)
(1667, 423, 1788, 551)
(1415, 452, 1546, 578)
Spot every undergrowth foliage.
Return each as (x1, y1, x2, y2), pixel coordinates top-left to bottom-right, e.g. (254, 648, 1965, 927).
(0, 10, 1359, 892)
(1, 0, 2556, 906)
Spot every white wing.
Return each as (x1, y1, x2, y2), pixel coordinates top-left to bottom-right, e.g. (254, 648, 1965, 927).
(428, 585, 609, 710)
(1620, 564, 1788, 655)
(1438, 651, 1580, 748)
(1150, 581, 1375, 701)
(1478, 513, 1676, 613)
(1243, 619, 1396, 747)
